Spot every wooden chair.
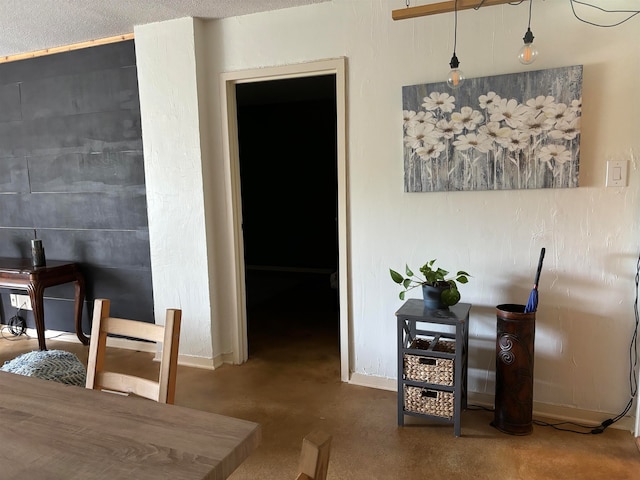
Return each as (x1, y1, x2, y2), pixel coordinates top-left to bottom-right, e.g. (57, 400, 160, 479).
(295, 430, 332, 480)
(85, 298, 181, 404)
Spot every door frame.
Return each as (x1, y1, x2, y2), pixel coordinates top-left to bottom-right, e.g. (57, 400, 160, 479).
(219, 58, 350, 381)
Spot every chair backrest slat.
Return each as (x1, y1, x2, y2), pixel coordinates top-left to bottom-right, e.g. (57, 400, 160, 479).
(97, 371, 161, 400)
(101, 316, 166, 342)
(85, 298, 181, 404)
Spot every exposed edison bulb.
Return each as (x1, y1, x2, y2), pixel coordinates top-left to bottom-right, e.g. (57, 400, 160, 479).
(518, 28, 538, 65)
(518, 43, 538, 64)
(447, 54, 465, 90)
(447, 68, 465, 89)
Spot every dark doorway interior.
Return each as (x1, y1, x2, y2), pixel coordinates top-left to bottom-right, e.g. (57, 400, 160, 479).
(235, 75, 339, 360)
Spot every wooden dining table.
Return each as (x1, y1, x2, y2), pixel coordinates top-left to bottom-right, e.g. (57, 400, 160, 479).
(0, 371, 261, 479)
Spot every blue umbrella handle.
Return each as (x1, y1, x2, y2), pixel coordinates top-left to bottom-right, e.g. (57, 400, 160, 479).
(533, 247, 545, 288)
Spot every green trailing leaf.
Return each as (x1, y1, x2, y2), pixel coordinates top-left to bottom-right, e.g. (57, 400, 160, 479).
(441, 287, 460, 306)
(389, 269, 404, 284)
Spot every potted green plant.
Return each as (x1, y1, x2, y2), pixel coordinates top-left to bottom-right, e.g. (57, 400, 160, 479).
(389, 259, 470, 308)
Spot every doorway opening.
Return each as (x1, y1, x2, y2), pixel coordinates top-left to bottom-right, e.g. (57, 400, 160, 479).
(220, 58, 349, 381)
(236, 75, 339, 362)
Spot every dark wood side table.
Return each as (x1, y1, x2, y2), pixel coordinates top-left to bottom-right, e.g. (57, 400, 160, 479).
(0, 258, 89, 350)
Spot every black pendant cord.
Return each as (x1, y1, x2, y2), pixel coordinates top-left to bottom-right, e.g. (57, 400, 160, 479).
(448, 0, 461, 70)
(452, 0, 458, 57)
(522, 0, 534, 45)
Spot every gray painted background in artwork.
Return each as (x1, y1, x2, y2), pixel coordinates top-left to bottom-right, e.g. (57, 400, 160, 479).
(402, 65, 583, 192)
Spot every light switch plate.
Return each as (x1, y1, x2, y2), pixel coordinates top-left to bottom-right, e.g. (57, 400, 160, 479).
(606, 160, 627, 187)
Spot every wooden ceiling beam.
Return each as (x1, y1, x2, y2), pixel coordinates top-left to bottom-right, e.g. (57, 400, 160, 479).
(392, 0, 514, 21)
(0, 33, 134, 64)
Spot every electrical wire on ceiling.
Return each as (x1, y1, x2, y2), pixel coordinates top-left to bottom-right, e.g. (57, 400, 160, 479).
(404, 0, 640, 25)
(476, 0, 640, 24)
(569, 0, 640, 27)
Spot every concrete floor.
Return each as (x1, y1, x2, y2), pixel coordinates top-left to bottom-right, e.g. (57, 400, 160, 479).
(1, 274, 639, 479)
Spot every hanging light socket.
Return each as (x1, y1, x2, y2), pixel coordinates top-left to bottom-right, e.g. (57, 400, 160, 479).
(446, 0, 464, 90)
(518, 27, 538, 64)
(447, 53, 465, 89)
(518, 0, 538, 65)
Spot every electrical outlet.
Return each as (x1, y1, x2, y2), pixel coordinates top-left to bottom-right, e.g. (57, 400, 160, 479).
(9, 294, 32, 310)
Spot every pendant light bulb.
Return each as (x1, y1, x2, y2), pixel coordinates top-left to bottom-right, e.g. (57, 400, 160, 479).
(518, 28, 538, 65)
(447, 54, 465, 89)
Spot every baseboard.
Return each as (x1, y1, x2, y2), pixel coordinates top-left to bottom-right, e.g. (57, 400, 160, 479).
(167, 353, 221, 370)
(349, 372, 396, 391)
(348, 373, 635, 432)
(8, 326, 221, 370)
(18, 327, 160, 353)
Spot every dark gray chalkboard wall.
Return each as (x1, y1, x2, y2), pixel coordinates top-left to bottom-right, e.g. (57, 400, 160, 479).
(0, 40, 153, 334)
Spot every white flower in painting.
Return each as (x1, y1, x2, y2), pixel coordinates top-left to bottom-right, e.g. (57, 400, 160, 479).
(404, 122, 426, 149)
(569, 97, 582, 116)
(422, 123, 444, 144)
(549, 117, 581, 140)
(453, 133, 493, 153)
(422, 92, 456, 113)
(521, 113, 554, 136)
(415, 142, 446, 160)
(478, 121, 511, 147)
(478, 92, 501, 112)
(435, 118, 463, 139)
(524, 95, 555, 116)
(490, 98, 527, 129)
(451, 106, 483, 130)
(538, 143, 572, 167)
(404, 122, 442, 149)
(505, 130, 530, 152)
(403, 110, 416, 124)
(403, 110, 434, 128)
(543, 102, 576, 124)
(403, 110, 417, 128)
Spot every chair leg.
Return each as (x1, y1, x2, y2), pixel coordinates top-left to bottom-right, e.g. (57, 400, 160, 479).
(297, 430, 332, 480)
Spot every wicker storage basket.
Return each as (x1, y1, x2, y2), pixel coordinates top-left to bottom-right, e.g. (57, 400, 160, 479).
(404, 385, 454, 419)
(403, 338, 455, 386)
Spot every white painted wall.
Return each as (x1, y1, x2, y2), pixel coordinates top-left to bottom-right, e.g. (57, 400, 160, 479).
(134, 18, 216, 367)
(134, 1, 640, 425)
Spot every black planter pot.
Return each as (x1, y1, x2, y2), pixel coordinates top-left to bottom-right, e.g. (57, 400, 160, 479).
(421, 283, 450, 309)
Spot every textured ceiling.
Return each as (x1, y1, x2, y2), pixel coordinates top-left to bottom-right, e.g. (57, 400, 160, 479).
(0, 0, 330, 58)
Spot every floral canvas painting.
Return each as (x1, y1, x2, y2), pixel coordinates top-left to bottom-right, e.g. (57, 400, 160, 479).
(402, 65, 583, 192)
